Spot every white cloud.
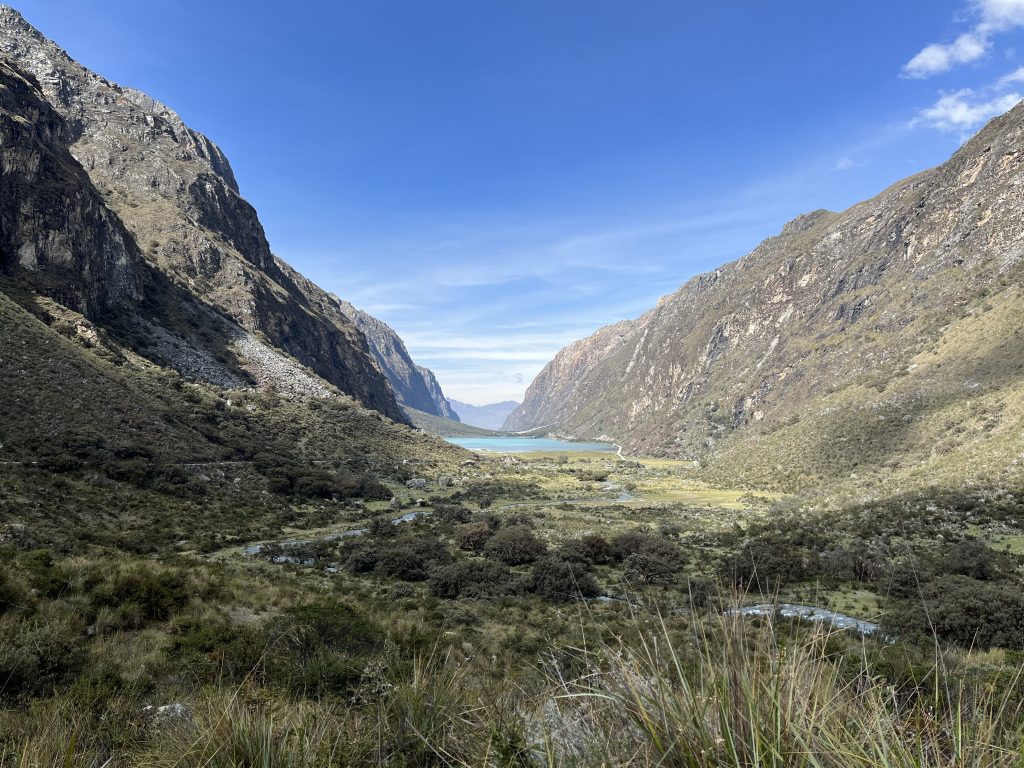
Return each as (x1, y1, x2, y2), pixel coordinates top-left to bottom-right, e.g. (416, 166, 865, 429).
(903, 33, 989, 78)
(998, 64, 1024, 84)
(916, 88, 1022, 130)
(903, 0, 1024, 78)
(976, 0, 1024, 33)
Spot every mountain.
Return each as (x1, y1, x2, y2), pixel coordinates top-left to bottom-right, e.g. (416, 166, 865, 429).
(335, 300, 459, 420)
(450, 400, 520, 431)
(0, 6, 403, 421)
(507, 105, 1024, 492)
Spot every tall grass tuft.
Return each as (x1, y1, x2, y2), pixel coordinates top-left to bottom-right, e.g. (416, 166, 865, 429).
(533, 608, 1024, 767)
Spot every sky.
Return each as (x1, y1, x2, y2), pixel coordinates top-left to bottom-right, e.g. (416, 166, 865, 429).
(13, 1, 1024, 404)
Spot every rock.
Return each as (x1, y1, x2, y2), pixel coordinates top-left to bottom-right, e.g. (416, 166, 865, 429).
(0, 8, 404, 419)
(406, 478, 427, 490)
(142, 703, 193, 729)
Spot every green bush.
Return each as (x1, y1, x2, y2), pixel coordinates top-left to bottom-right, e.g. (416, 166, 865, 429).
(483, 526, 546, 566)
(428, 560, 521, 599)
(529, 557, 600, 600)
(884, 575, 1024, 649)
(0, 618, 86, 699)
(454, 521, 493, 553)
(92, 566, 190, 622)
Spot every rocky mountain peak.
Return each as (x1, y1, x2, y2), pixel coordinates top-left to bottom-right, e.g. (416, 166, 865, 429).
(0, 8, 405, 420)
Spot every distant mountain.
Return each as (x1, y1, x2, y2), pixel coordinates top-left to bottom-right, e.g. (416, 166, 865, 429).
(449, 400, 520, 431)
(335, 300, 459, 421)
(0, 6, 403, 420)
(507, 104, 1024, 492)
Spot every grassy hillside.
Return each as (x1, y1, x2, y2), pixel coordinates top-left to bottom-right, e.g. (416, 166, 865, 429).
(0, 289, 465, 552)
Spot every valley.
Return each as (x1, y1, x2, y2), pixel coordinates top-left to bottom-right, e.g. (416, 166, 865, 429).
(2, 4, 1024, 766)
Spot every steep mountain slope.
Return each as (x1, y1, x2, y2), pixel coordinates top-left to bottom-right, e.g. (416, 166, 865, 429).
(336, 299, 459, 420)
(0, 53, 461, 548)
(0, 6, 402, 420)
(450, 399, 520, 430)
(508, 105, 1024, 491)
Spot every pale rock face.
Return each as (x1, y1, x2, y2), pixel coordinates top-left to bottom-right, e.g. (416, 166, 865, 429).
(507, 104, 1024, 472)
(0, 6, 404, 420)
(335, 298, 460, 420)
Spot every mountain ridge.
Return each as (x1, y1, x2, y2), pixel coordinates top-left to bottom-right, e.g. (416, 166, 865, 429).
(507, 104, 1024, 492)
(450, 399, 520, 431)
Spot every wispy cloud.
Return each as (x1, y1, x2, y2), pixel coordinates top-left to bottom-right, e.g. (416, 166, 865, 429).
(831, 157, 863, 172)
(916, 87, 1022, 130)
(903, 0, 1024, 78)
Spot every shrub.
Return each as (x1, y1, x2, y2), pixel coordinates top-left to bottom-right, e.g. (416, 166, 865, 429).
(0, 618, 86, 699)
(559, 534, 612, 566)
(0, 567, 28, 613)
(624, 553, 677, 585)
(454, 521, 493, 553)
(91, 566, 190, 622)
(483, 526, 547, 566)
(428, 560, 520, 599)
(884, 575, 1024, 649)
(435, 503, 472, 525)
(610, 532, 680, 565)
(529, 557, 600, 601)
(374, 538, 450, 582)
(943, 538, 1001, 581)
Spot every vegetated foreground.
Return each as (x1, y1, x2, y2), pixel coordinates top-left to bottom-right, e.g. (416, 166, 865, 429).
(4, 444, 1024, 766)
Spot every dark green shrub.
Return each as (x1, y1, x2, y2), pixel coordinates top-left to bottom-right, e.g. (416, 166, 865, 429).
(610, 531, 679, 562)
(0, 619, 86, 699)
(529, 557, 600, 600)
(942, 539, 1001, 581)
(428, 560, 520, 599)
(559, 534, 612, 566)
(455, 521, 493, 553)
(883, 575, 1024, 649)
(483, 526, 547, 566)
(623, 552, 677, 585)
(92, 566, 190, 622)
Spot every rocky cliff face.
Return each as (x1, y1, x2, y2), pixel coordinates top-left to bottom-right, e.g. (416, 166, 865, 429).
(509, 105, 1024, 490)
(0, 59, 143, 316)
(336, 299, 459, 420)
(0, 6, 403, 420)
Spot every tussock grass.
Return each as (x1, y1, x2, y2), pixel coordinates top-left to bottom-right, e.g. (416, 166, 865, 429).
(6, 607, 1023, 767)
(534, 610, 1024, 767)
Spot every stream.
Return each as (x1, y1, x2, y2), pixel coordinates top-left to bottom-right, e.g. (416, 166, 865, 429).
(727, 603, 880, 636)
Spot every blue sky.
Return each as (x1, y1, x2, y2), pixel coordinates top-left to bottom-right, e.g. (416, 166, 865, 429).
(15, 1, 1024, 403)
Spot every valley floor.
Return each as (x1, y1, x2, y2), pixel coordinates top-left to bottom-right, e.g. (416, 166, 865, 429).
(5, 444, 1024, 766)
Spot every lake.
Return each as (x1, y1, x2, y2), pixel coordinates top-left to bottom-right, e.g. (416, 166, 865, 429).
(445, 436, 617, 453)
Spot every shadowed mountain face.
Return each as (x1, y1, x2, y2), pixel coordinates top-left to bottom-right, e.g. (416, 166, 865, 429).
(0, 6, 403, 421)
(450, 400, 520, 431)
(336, 300, 460, 421)
(508, 105, 1024, 490)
